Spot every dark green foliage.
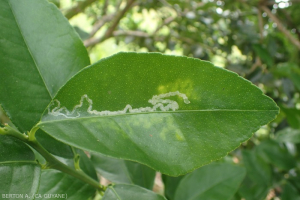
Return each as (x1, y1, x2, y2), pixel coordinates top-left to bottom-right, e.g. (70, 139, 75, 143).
(0, 0, 299, 199)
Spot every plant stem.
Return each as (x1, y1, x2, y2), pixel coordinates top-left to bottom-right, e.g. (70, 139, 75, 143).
(0, 125, 106, 192)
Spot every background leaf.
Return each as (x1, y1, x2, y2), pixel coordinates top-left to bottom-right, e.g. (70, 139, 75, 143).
(0, 0, 90, 158)
(0, 135, 35, 161)
(102, 184, 167, 200)
(256, 139, 296, 170)
(0, 135, 41, 197)
(280, 106, 300, 129)
(39, 52, 278, 175)
(0, 0, 90, 132)
(276, 127, 300, 143)
(90, 153, 155, 189)
(35, 129, 74, 158)
(162, 175, 185, 200)
(38, 169, 96, 200)
(0, 163, 41, 198)
(37, 149, 98, 200)
(281, 182, 300, 200)
(238, 150, 272, 200)
(173, 163, 246, 200)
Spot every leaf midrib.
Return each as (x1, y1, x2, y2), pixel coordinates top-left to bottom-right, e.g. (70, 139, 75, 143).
(0, 161, 38, 165)
(39, 109, 279, 123)
(8, 0, 52, 98)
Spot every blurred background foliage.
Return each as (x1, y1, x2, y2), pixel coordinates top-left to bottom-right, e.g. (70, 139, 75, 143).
(2, 0, 300, 199)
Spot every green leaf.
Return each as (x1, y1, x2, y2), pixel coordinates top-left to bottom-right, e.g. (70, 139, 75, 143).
(162, 175, 185, 200)
(256, 139, 296, 170)
(0, 135, 41, 197)
(238, 150, 271, 200)
(252, 44, 274, 67)
(90, 153, 155, 189)
(53, 149, 98, 181)
(76, 149, 98, 181)
(242, 150, 272, 186)
(35, 129, 74, 158)
(0, 135, 35, 161)
(276, 127, 300, 143)
(173, 163, 246, 200)
(38, 52, 279, 175)
(281, 182, 300, 200)
(280, 105, 300, 129)
(102, 184, 167, 200)
(273, 62, 300, 91)
(38, 169, 96, 200)
(238, 176, 268, 200)
(0, 163, 41, 198)
(0, 0, 90, 132)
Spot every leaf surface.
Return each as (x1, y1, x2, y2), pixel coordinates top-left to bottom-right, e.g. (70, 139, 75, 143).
(238, 150, 271, 200)
(38, 169, 96, 200)
(162, 175, 185, 200)
(0, 135, 41, 198)
(0, 135, 35, 161)
(256, 139, 296, 170)
(281, 182, 300, 200)
(102, 184, 167, 200)
(276, 127, 300, 143)
(39, 52, 279, 175)
(35, 129, 74, 158)
(174, 163, 246, 200)
(91, 153, 155, 189)
(0, 163, 41, 198)
(0, 0, 90, 132)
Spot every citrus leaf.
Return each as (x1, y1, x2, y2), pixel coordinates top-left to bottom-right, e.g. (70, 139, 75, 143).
(162, 175, 185, 200)
(238, 150, 271, 200)
(276, 127, 300, 143)
(102, 184, 167, 200)
(0, 163, 41, 198)
(281, 182, 300, 200)
(38, 169, 96, 200)
(174, 163, 246, 200)
(0, 134, 41, 197)
(90, 153, 155, 189)
(0, 135, 35, 162)
(38, 52, 279, 175)
(35, 129, 74, 158)
(242, 150, 272, 186)
(0, 0, 90, 132)
(256, 139, 296, 170)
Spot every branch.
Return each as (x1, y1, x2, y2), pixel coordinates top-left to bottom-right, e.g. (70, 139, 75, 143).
(112, 30, 213, 51)
(257, 8, 264, 41)
(89, 14, 115, 38)
(103, 0, 136, 39)
(64, 0, 98, 20)
(101, 0, 109, 16)
(0, 125, 106, 192)
(84, 0, 136, 47)
(113, 30, 150, 37)
(153, 16, 176, 35)
(261, 5, 300, 50)
(279, 8, 300, 40)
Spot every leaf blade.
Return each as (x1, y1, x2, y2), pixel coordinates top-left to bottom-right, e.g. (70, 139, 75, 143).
(39, 52, 279, 175)
(38, 169, 96, 200)
(174, 163, 246, 200)
(102, 184, 167, 200)
(0, 0, 90, 132)
(0, 163, 41, 197)
(90, 153, 155, 189)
